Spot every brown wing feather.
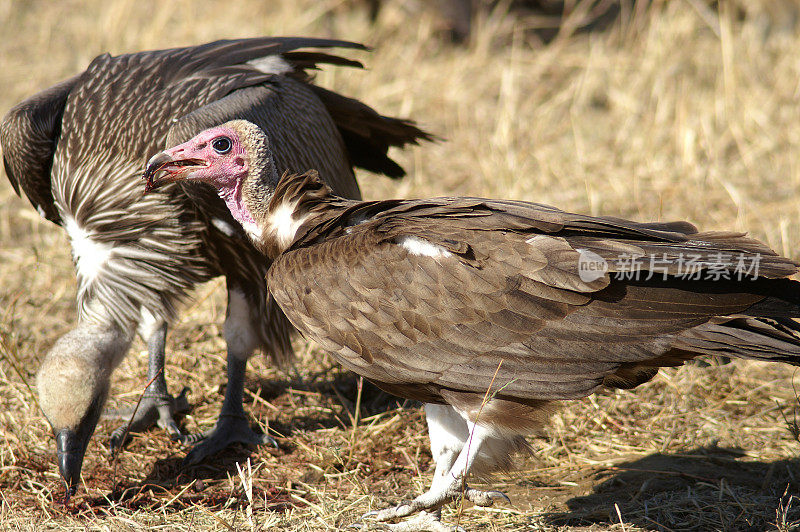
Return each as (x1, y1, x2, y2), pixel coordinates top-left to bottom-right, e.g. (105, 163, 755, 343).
(269, 199, 800, 404)
(1, 74, 80, 224)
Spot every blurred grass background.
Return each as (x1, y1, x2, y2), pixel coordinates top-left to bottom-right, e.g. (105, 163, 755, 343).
(1, 1, 800, 530)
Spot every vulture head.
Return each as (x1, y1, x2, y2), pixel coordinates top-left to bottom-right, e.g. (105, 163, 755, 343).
(37, 323, 131, 498)
(144, 121, 278, 239)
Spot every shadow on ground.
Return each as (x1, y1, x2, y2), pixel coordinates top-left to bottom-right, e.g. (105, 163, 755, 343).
(83, 370, 412, 506)
(536, 446, 800, 530)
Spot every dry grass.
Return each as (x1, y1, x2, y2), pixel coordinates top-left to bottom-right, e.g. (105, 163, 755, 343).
(2, 0, 800, 530)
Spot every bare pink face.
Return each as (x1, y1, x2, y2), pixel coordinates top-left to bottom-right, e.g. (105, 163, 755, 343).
(143, 125, 248, 193)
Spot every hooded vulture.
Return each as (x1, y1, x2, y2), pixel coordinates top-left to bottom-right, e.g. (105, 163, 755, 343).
(143, 120, 800, 530)
(1, 38, 431, 498)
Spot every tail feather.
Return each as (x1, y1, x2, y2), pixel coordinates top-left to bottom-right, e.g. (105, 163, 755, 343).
(675, 317, 800, 366)
(742, 279, 800, 317)
(308, 84, 436, 178)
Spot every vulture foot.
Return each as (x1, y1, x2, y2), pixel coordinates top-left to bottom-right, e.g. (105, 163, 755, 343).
(359, 510, 462, 532)
(181, 414, 277, 465)
(108, 387, 190, 451)
(363, 478, 508, 527)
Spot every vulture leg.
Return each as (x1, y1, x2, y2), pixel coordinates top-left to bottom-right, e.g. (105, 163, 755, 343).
(108, 320, 189, 450)
(364, 404, 508, 528)
(182, 288, 276, 465)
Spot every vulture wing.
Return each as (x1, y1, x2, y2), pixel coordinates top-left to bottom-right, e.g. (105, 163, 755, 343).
(1, 37, 402, 225)
(269, 197, 800, 404)
(1, 75, 80, 224)
(304, 85, 437, 178)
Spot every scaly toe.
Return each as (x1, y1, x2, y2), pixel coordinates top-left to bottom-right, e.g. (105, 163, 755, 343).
(181, 416, 275, 466)
(358, 510, 460, 531)
(106, 388, 191, 451)
(461, 487, 510, 507)
(363, 501, 416, 522)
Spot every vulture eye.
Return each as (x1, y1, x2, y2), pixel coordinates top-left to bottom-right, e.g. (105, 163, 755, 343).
(212, 136, 232, 154)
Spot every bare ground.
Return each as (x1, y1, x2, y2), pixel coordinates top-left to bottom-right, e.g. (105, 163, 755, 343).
(1, 1, 800, 530)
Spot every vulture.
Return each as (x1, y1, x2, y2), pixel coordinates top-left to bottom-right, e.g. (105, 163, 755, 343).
(0, 38, 430, 497)
(145, 120, 800, 531)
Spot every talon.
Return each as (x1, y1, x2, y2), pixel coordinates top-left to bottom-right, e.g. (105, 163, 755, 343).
(394, 503, 414, 517)
(461, 487, 510, 507)
(262, 433, 279, 449)
(165, 421, 183, 441)
(488, 490, 510, 503)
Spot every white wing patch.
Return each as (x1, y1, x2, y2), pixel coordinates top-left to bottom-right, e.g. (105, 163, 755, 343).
(399, 236, 453, 258)
(267, 202, 307, 250)
(64, 216, 113, 283)
(247, 55, 293, 75)
(241, 220, 263, 242)
(211, 217, 237, 237)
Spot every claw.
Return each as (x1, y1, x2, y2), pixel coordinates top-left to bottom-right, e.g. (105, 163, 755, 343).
(488, 489, 510, 503)
(461, 487, 510, 507)
(165, 420, 182, 441)
(361, 481, 510, 529)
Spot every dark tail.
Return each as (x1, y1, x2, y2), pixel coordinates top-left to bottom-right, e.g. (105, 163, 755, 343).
(308, 84, 437, 178)
(676, 316, 800, 366)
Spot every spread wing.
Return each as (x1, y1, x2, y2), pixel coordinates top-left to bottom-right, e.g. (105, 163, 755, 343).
(269, 198, 799, 403)
(1, 75, 80, 224)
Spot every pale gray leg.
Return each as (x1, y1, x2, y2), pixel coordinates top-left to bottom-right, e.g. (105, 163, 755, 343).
(362, 405, 508, 530)
(182, 288, 277, 465)
(109, 321, 189, 450)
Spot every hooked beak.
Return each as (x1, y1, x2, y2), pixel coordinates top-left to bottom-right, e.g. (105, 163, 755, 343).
(52, 393, 105, 503)
(143, 152, 206, 193)
(56, 429, 84, 502)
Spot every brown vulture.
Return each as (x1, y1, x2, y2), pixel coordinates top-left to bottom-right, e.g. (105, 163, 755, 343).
(145, 120, 800, 531)
(0, 38, 431, 498)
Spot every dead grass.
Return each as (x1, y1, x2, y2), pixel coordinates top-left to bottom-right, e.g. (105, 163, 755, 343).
(2, 0, 800, 530)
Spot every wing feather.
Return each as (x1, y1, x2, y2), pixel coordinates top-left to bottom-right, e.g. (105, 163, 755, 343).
(269, 198, 800, 403)
(1, 75, 80, 224)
